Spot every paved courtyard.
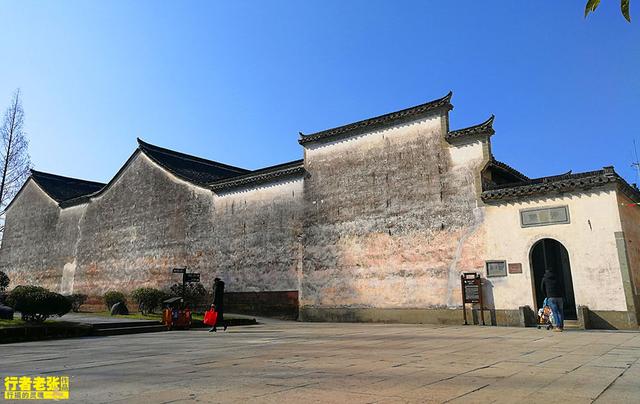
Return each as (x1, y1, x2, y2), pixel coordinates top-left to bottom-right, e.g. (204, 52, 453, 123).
(2, 320, 640, 403)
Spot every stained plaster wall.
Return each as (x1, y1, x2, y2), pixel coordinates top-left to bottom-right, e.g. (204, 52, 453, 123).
(205, 178, 304, 293)
(300, 111, 488, 311)
(482, 188, 627, 312)
(0, 181, 84, 293)
(0, 152, 303, 305)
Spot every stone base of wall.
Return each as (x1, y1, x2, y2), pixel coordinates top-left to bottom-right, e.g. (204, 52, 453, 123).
(587, 310, 639, 330)
(299, 307, 523, 327)
(300, 307, 640, 330)
(225, 291, 299, 320)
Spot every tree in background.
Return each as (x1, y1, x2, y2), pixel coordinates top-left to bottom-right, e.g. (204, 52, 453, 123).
(586, 0, 632, 22)
(0, 89, 31, 237)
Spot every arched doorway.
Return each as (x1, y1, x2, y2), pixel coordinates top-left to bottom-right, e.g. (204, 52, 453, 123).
(530, 238, 577, 320)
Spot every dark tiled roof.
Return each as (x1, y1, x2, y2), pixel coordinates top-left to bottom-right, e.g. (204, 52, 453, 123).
(210, 160, 304, 192)
(446, 115, 495, 142)
(298, 92, 453, 145)
(137, 138, 249, 186)
(482, 166, 640, 202)
(30, 170, 105, 203)
(487, 158, 529, 182)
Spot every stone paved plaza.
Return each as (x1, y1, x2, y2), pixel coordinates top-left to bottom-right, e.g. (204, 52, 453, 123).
(2, 320, 640, 403)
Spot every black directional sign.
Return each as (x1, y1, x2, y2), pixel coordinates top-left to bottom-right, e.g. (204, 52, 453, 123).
(172, 268, 186, 274)
(184, 273, 200, 283)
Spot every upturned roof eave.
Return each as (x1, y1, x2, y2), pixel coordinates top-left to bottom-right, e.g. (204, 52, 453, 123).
(298, 92, 453, 146)
(481, 167, 640, 203)
(210, 160, 304, 192)
(446, 115, 495, 142)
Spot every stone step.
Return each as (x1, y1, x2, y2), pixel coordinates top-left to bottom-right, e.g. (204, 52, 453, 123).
(91, 321, 163, 330)
(563, 320, 581, 329)
(91, 324, 167, 336)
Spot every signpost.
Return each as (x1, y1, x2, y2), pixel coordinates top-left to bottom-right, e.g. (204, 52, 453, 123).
(171, 268, 201, 300)
(461, 272, 484, 326)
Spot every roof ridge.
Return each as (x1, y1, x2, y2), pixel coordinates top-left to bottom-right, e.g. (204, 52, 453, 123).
(446, 115, 495, 141)
(298, 92, 453, 145)
(481, 167, 631, 202)
(30, 169, 106, 186)
(526, 168, 607, 183)
(210, 160, 304, 192)
(137, 138, 249, 174)
(211, 159, 303, 183)
(488, 158, 529, 181)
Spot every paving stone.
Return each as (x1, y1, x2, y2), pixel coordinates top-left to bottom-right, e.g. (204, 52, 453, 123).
(2, 319, 640, 403)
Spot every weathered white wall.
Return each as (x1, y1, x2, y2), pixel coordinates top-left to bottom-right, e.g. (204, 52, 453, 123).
(301, 112, 490, 310)
(0, 181, 86, 292)
(482, 187, 626, 311)
(448, 138, 486, 170)
(209, 178, 304, 293)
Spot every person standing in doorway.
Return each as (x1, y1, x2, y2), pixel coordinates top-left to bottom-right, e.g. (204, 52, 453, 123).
(209, 277, 227, 332)
(541, 267, 564, 332)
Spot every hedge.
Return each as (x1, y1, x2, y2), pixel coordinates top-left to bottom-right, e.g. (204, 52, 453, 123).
(103, 291, 126, 310)
(6, 286, 72, 323)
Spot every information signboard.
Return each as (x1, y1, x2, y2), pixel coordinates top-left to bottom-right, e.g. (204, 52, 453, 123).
(461, 272, 484, 325)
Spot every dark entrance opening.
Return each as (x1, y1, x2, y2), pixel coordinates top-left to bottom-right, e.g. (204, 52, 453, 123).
(530, 238, 577, 320)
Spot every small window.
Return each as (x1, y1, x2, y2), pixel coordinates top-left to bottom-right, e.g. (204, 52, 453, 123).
(520, 206, 570, 228)
(486, 260, 507, 277)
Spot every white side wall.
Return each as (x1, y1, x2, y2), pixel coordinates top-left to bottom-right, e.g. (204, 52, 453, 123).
(482, 187, 626, 311)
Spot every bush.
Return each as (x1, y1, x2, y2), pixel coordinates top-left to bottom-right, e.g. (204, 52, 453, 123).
(6, 286, 72, 323)
(131, 288, 164, 314)
(103, 291, 126, 310)
(168, 282, 208, 310)
(65, 293, 88, 313)
(0, 271, 9, 292)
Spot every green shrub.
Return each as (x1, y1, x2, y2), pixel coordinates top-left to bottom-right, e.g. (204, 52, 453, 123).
(0, 271, 9, 292)
(103, 291, 126, 310)
(6, 285, 72, 323)
(168, 282, 207, 310)
(131, 288, 164, 314)
(65, 293, 88, 312)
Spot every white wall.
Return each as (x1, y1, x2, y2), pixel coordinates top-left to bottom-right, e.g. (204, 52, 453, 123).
(482, 187, 626, 311)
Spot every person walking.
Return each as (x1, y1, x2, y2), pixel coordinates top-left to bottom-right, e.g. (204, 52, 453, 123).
(209, 277, 227, 332)
(541, 267, 564, 332)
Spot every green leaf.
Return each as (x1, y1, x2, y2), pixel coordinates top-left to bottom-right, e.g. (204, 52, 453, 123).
(621, 0, 631, 22)
(585, 0, 602, 17)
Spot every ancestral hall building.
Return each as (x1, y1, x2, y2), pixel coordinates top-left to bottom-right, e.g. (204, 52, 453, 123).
(2, 92, 639, 329)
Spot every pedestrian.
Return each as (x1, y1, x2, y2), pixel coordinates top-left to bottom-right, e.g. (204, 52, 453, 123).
(540, 267, 564, 332)
(209, 277, 227, 332)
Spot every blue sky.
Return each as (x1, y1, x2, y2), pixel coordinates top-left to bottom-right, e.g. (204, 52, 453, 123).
(0, 1, 638, 184)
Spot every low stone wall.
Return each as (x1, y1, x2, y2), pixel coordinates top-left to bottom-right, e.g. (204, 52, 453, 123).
(224, 291, 299, 320)
(299, 307, 523, 327)
(587, 310, 639, 330)
(300, 306, 640, 330)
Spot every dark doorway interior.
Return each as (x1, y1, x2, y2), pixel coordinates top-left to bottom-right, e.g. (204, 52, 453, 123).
(530, 238, 577, 320)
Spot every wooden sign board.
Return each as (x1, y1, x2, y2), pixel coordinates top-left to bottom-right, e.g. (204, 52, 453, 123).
(461, 272, 484, 325)
(464, 284, 480, 302)
(462, 274, 481, 304)
(184, 273, 200, 283)
(508, 263, 522, 274)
